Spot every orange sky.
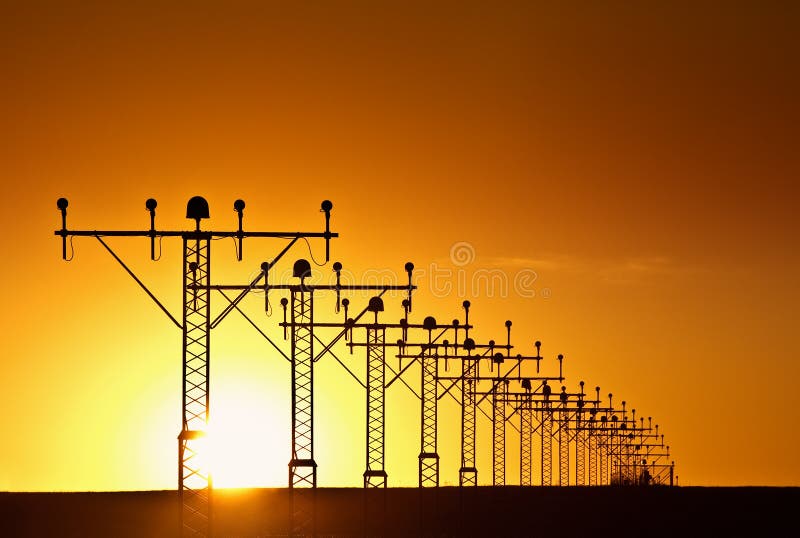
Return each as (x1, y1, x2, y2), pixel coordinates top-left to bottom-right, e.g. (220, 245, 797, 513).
(1, 1, 799, 490)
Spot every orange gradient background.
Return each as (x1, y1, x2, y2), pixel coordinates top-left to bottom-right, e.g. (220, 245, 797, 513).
(1, 1, 798, 490)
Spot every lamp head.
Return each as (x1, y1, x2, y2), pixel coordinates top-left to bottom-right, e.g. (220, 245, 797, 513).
(186, 196, 210, 220)
(293, 259, 312, 279)
(367, 296, 385, 313)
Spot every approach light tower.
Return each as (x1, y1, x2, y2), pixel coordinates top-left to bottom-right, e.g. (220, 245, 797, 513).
(55, 196, 337, 538)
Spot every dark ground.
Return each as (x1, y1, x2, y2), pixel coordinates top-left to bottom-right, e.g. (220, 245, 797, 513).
(1, 486, 797, 537)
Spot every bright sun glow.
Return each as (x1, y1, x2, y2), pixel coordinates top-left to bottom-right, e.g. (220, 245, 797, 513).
(205, 384, 288, 488)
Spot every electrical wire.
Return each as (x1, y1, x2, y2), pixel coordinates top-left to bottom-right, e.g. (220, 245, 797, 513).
(210, 235, 239, 260)
(300, 236, 328, 266)
(153, 235, 164, 261)
(65, 235, 76, 261)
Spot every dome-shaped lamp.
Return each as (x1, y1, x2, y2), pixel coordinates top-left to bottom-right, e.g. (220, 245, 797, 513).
(186, 196, 210, 230)
(367, 296, 384, 313)
(293, 259, 312, 280)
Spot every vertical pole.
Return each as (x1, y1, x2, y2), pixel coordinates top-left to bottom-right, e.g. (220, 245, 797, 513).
(289, 287, 316, 536)
(418, 345, 439, 487)
(179, 235, 212, 537)
(519, 393, 532, 486)
(588, 427, 597, 486)
(540, 403, 552, 486)
(363, 325, 387, 536)
(559, 406, 569, 486)
(459, 356, 478, 487)
(364, 325, 388, 487)
(492, 380, 506, 486)
(418, 335, 439, 536)
(599, 429, 607, 486)
(575, 415, 586, 486)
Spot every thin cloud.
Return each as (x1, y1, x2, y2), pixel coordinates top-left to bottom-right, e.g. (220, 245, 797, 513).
(452, 251, 696, 284)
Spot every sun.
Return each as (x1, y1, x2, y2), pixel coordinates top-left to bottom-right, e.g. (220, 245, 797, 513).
(204, 384, 289, 489)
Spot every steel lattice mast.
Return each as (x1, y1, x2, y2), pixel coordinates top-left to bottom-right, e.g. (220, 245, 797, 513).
(365, 321, 387, 487)
(490, 321, 514, 486)
(287, 270, 316, 537)
(519, 378, 534, 486)
(458, 301, 478, 487)
(460, 346, 479, 486)
(557, 385, 570, 486)
(179, 231, 212, 535)
(540, 380, 554, 486)
(419, 319, 440, 488)
(491, 376, 508, 486)
(574, 381, 588, 486)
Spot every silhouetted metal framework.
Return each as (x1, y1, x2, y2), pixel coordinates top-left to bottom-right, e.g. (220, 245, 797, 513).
(539, 382, 589, 487)
(628, 419, 674, 486)
(179, 235, 212, 536)
(431, 327, 550, 488)
(289, 284, 316, 537)
(454, 301, 478, 487)
(343, 305, 474, 537)
(558, 390, 570, 486)
(599, 418, 609, 485)
(602, 413, 673, 487)
(468, 347, 563, 488)
(574, 382, 588, 486)
(54, 196, 682, 537)
(460, 348, 478, 487)
(392, 315, 478, 488)
(54, 196, 336, 538)
(503, 380, 606, 488)
(365, 325, 387, 488)
(399, 302, 507, 488)
(548, 386, 599, 487)
(396, 310, 532, 488)
(588, 421, 599, 486)
(519, 386, 534, 486)
(491, 377, 508, 486)
(316, 303, 472, 494)
(420, 330, 440, 488)
(539, 381, 554, 486)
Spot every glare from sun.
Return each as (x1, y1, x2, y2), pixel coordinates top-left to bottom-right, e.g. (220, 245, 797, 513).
(205, 385, 288, 488)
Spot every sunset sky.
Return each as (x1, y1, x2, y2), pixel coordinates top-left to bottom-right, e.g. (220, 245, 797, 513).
(1, 1, 798, 491)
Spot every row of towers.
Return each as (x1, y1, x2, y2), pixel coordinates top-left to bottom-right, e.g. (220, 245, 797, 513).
(54, 196, 676, 537)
